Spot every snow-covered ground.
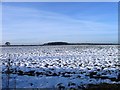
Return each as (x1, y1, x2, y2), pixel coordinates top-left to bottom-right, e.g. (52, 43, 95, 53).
(1, 45, 120, 89)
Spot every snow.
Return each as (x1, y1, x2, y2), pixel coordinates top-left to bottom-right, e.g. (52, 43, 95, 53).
(1, 45, 120, 89)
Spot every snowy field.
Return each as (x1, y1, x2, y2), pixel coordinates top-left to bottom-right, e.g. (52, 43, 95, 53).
(1, 45, 120, 89)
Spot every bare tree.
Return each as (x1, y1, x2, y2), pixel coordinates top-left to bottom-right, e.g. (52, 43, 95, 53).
(5, 42, 10, 46)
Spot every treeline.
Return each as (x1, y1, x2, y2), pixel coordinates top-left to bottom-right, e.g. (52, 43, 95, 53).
(43, 42, 119, 46)
(1, 41, 120, 47)
(43, 42, 69, 45)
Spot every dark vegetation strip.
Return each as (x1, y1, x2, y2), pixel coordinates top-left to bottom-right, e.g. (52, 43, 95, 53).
(84, 83, 120, 90)
(1, 42, 120, 47)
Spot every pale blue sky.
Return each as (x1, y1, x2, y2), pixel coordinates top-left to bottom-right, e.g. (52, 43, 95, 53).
(2, 2, 118, 44)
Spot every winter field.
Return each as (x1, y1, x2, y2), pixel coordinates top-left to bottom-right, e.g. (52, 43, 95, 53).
(1, 45, 120, 89)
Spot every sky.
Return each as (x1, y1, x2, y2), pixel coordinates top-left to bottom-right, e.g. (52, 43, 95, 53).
(2, 2, 118, 45)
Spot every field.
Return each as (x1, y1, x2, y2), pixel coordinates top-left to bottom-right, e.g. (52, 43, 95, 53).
(1, 45, 120, 89)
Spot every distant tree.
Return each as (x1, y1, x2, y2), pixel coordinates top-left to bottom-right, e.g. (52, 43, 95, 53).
(5, 42, 10, 46)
